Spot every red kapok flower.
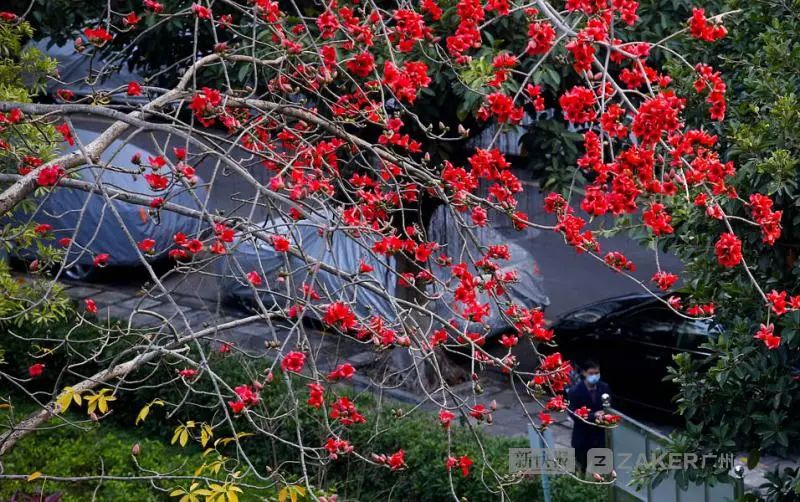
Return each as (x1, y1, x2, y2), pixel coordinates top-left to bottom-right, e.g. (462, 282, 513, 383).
(281, 351, 306, 373)
(526, 21, 556, 55)
(228, 400, 245, 414)
(83, 26, 113, 46)
(574, 406, 590, 420)
(127, 81, 142, 96)
(272, 235, 290, 252)
(688, 8, 727, 42)
(307, 382, 324, 408)
(439, 409, 455, 428)
(37, 165, 65, 187)
(387, 450, 406, 470)
(144, 173, 169, 191)
(754, 323, 780, 350)
(458, 455, 473, 476)
(327, 363, 356, 380)
(346, 52, 375, 78)
(652, 271, 679, 291)
(179, 368, 199, 378)
(29, 363, 45, 378)
(330, 396, 366, 425)
(138, 238, 156, 254)
(559, 86, 596, 124)
(323, 301, 357, 331)
(191, 3, 213, 19)
(325, 437, 353, 459)
(767, 290, 788, 316)
(85, 298, 98, 314)
(144, 0, 165, 13)
(122, 12, 141, 26)
(246, 271, 262, 286)
(714, 232, 742, 268)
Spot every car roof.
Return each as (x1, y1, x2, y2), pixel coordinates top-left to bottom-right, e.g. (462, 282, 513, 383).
(565, 293, 657, 314)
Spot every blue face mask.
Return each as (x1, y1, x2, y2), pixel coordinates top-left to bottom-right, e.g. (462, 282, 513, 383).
(586, 374, 600, 385)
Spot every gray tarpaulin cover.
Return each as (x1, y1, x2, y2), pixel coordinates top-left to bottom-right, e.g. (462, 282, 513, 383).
(12, 127, 208, 266)
(217, 211, 398, 321)
(220, 205, 548, 335)
(29, 38, 147, 104)
(427, 205, 549, 336)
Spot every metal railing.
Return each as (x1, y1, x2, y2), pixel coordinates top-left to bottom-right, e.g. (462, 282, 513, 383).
(604, 403, 744, 502)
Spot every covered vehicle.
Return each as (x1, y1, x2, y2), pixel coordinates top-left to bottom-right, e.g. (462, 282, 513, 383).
(30, 37, 147, 105)
(10, 125, 209, 280)
(425, 205, 549, 336)
(217, 211, 398, 321)
(218, 205, 549, 335)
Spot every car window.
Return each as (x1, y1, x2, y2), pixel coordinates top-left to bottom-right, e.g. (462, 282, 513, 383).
(619, 307, 675, 342)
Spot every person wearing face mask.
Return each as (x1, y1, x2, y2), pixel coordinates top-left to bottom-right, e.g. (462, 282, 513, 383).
(568, 360, 611, 475)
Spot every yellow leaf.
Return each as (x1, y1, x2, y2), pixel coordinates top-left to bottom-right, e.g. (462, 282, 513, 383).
(215, 437, 235, 448)
(136, 405, 150, 425)
(279, 485, 306, 502)
(27, 471, 42, 482)
(57, 387, 81, 413)
(85, 392, 101, 414)
(171, 426, 183, 445)
(179, 429, 189, 447)
(200, 423, 213, 447)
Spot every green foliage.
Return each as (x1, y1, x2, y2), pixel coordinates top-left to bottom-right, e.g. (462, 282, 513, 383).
(1, 318, 604, 501)
(0, 260, 72, 326)
(0, 15, 58, 168)
(0, 419, 199, 501)
(625, 0, 800, 492)
(0, 17, 68, 334)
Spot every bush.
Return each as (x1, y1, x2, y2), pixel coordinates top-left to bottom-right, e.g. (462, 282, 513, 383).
(2, 318, 604, 501)
(0, 419, 201, 501)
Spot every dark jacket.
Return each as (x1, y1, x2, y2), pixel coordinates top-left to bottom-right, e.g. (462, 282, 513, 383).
(568, 379, 611, 450)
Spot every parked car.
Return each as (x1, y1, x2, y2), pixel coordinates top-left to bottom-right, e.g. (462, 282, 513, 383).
(8, 123, 209, 280)
(553, 294, 720, 417)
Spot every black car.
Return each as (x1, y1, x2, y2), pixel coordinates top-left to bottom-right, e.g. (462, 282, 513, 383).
(553, 294, 721, 418)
